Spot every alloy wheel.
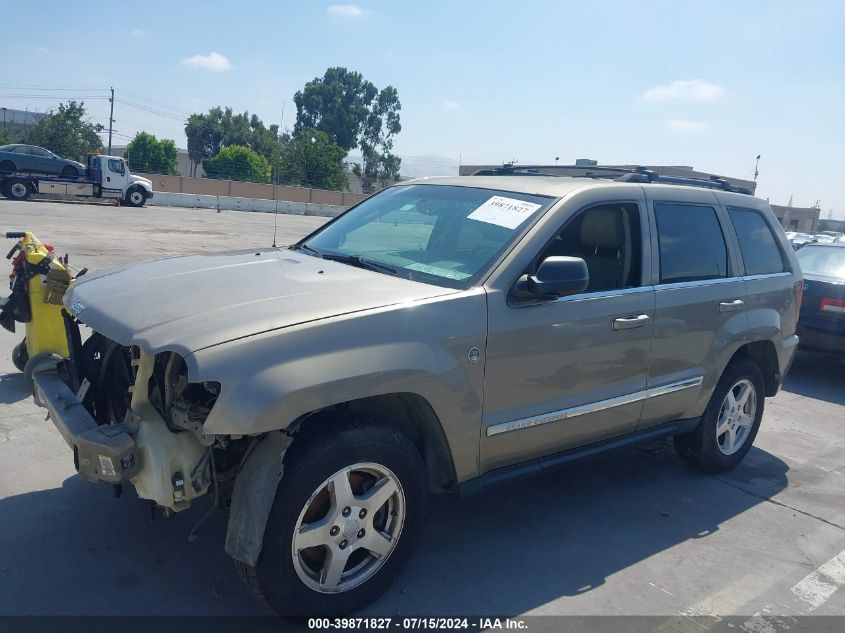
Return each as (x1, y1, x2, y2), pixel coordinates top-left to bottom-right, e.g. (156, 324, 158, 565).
(290, 462, 405, 594)
(716, 378, 757, 455)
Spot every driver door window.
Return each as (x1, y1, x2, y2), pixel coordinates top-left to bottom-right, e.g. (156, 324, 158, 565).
(535, 203, 643, 293)
(108, 159, 125, 175)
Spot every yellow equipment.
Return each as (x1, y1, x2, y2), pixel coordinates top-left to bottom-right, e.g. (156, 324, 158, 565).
(1, 231, 72, 371)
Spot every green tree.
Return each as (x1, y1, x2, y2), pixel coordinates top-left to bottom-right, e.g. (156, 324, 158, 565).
(249, 114, 281, 164)
(185, 107, 280, 176)
(25, 101, 103, 161)
(204, 144, 271, 182)
(276, 129, 349, 190)
(353, 85, 402, 192)
(0, 124, 28, 145)
(294, 67, 378, 152)
(185, 113, 211, 177)
(294, 67, 402, 192)
(124, 131, 178, 174)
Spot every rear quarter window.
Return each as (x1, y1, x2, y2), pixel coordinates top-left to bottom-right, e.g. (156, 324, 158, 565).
(654, 202, 728, 283)
(728, 207, 786, 275)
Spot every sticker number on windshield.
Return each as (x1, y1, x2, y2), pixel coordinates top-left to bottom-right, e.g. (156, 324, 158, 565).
(467, 196, 543, 230)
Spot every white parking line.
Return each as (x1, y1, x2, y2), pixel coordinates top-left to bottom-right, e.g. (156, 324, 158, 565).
(790, 550, 845, 611)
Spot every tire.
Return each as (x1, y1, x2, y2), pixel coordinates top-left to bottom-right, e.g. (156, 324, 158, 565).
(235, 415, 428, 617)
(12, 338, 28, 372)
(0, 161, 15, 173)
(2, 179, 32, 201)
(124, 188, 147, 207)
(673, 358, 765, 473)
(61, 166, 79, 177)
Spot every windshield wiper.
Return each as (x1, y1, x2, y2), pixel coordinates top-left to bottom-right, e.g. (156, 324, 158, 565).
(292, 243, 322, 257)
(321, 253, 399, 276)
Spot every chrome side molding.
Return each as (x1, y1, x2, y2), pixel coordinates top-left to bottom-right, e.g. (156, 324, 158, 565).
(486, 376, 704, 437)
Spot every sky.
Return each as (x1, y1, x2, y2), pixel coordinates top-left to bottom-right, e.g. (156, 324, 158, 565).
(2, 1, 843, 217)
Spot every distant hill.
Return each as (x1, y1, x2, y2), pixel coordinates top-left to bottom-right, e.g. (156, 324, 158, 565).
(346, 153, 460, 179)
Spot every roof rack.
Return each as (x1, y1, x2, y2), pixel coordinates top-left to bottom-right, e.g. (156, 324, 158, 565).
(471, 164, 753, 195)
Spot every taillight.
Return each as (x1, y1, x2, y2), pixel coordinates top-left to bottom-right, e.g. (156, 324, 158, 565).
(820, 297, 845, 314)
(794, 280, 804, 326)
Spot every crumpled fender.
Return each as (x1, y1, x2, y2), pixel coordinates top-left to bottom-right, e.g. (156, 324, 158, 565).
(225, 431, 291, 565)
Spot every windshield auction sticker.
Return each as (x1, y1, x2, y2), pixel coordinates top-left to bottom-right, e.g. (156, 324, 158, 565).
(467, 196, 543, 229)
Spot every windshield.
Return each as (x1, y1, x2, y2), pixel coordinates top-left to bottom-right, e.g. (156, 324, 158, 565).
(797, 245, 845, 278)
(300, 184, 555, 288)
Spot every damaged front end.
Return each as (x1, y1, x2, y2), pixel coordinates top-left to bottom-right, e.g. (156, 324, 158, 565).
(33, 317, 244, 513)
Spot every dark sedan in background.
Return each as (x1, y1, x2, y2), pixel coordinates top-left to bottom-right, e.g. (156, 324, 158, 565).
(796, 243, 845, 355)
(0, 144, 86, 177)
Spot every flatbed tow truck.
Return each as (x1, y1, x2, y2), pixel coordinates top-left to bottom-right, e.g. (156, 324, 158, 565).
(0, 154, 153, 207)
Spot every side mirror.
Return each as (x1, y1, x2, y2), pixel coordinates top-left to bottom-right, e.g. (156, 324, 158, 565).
(520, 256, 589, 299)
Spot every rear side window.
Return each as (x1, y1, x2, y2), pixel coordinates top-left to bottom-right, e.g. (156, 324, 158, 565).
(728, 207, 785, 275)
(655, 203, 728, 283)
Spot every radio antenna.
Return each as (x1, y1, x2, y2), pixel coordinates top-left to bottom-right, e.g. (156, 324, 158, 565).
(272, 197, 279, 248)
(271, 169, 279, 248)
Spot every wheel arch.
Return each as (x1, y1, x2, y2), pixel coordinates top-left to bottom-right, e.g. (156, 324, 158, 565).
(225, 392, 455, 568)
(725, 339, 780, 397)
(289, 392, 458, 494)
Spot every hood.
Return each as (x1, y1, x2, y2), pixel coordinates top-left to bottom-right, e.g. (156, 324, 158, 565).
(65, 249, 456, 355)
(129, 174, 152, 187)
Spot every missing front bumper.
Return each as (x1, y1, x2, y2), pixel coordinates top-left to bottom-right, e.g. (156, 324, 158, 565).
(32, 371, 140, 484)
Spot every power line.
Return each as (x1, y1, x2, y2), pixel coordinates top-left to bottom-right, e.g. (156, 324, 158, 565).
(0, 94, 110, 100)
(0, 83, 108, 89)
(114, 97, 187, 122)
(114, 86, 190, 115)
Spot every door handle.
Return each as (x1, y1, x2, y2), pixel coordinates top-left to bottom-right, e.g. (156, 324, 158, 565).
(612, 314, 651, 330)
(719, 299, 745, 313)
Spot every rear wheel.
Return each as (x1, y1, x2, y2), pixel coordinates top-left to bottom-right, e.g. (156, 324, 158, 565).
(235, 416, 428, 617)
(0, 160, 15, 173)
(2, 179, 32, 201)
(124, 188, 147, 207)
(61, 165, 79, 177)
(674, 359, 765, 472)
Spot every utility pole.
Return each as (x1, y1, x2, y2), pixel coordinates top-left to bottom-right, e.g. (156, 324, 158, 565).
(108, 87, 115, 154)
(753, 154, 761, 183)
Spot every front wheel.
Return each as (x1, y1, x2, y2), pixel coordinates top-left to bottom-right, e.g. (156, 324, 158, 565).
(674, 359, 765, 472)
(235, 417, 428, 617)
(61, 166, 79, 177)
(124, 188, 147, 207)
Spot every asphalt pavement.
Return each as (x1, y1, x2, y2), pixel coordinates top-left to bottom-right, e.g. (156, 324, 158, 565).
(0, 199, 843, 623)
